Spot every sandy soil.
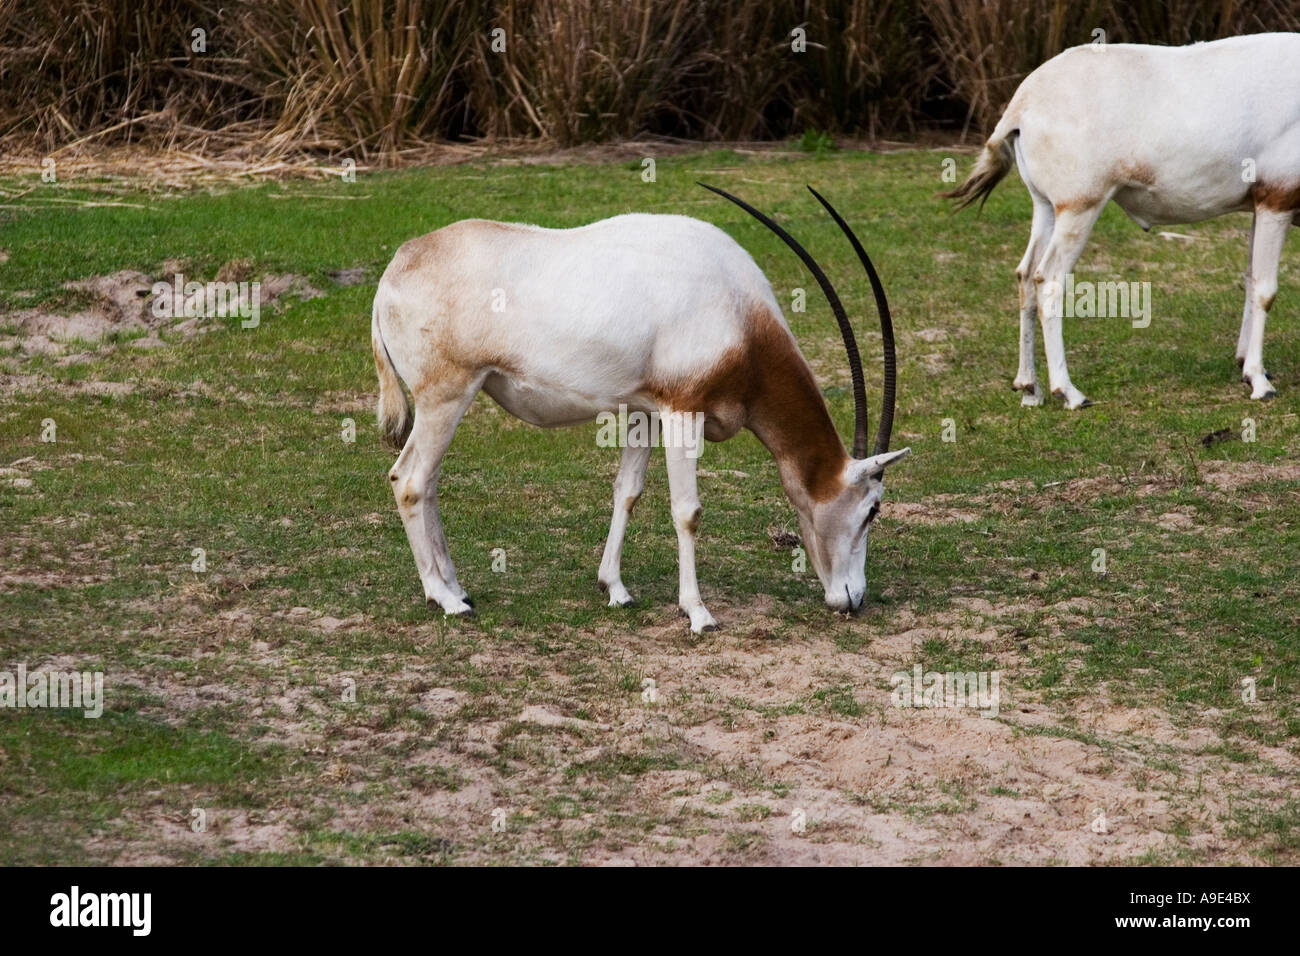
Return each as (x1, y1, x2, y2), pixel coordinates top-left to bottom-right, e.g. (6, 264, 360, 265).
(49, 572, 1292, 866)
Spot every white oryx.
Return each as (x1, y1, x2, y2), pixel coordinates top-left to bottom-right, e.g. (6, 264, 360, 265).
(945, 32, 1300, 408)
(372, 185, 909, 632)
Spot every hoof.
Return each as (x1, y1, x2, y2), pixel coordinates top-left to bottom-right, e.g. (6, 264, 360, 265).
(1051, 387, 1089, 411)
(1246, 370, 1277, 400)
(430, 597, 474, 617)
(603, 580, 634, 607)
(1017, 380, 1043, 407)
(686, 608, 718, 633)
(462, 597, 475, 609)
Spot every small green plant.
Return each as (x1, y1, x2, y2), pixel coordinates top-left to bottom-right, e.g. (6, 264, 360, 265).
(797, 129, 837, 157)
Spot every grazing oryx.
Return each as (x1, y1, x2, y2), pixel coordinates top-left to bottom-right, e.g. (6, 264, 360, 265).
(372, 185, 909, 632)
(944, 33, 1300, 408)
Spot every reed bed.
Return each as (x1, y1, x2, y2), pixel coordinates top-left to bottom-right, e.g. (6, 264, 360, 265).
(2, 0, 1298, 164)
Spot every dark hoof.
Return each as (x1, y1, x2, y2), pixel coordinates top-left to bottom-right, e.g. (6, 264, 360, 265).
(428, 598, 474, 618)
(1078, 398, 1093, 408)
(701, 623, 720, 633)
(463, 597, 475, 608)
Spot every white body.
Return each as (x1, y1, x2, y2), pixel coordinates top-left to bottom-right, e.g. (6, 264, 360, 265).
(372, 214, 906, 632)
(380, 216, 767, 430)
(949, 33, 1300, 407)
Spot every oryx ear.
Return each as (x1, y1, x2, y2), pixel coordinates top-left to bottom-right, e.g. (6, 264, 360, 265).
(849, 447, 911, 482)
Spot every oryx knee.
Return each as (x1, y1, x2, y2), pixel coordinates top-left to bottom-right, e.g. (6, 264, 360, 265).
(672, 501, 702, 535)
(615, 474, 645, 510)
(391, 470, 424, 510)
(1254, 283, 1277, 313)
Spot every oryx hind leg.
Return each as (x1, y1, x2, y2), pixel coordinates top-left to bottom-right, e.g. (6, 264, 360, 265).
(1014, 191, 1055, 406)
(389, 372, 484, 615)
(1034, 200, 1107, 409)
(598, 441, 651, 607)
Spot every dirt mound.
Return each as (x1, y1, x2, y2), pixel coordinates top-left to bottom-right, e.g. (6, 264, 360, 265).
(1, 264, 326, 357)
(6, 270, 153, 349)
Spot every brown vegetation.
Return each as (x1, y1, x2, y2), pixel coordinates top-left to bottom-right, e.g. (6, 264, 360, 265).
(2, 1, 1299, 163)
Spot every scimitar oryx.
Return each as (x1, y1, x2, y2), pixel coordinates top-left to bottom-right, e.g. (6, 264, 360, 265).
(372, 185, 909, 632)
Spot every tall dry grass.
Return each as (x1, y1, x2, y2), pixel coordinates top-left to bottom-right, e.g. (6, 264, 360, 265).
(465, 0, 708, 144)
(0, 0, 239, 149)
(3, 0, 1300, 161)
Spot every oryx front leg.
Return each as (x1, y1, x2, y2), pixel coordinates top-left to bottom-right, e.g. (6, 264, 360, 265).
(1236, 213, 1257, 368)
(1035, 204, 1105, 409)
(389, 378, 481, 616)
(662, 411, 716, 633)
(597, 442, 651, 607)
(1241, 208, 1290, 400)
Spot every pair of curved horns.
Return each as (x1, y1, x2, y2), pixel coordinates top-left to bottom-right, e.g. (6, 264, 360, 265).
(698, 183, 895, 459)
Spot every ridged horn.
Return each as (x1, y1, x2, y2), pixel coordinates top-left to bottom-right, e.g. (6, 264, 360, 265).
(698, 182, 870, 458)
(806, 186, 896, 457)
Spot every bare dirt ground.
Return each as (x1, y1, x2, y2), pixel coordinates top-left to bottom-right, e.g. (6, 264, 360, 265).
(70, 595, 1292, 866)
(0, 263, 324, 362)
(34, 468, 1290, 866)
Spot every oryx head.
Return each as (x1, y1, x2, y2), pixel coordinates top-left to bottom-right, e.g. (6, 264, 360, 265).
(700, 184, 910, 613)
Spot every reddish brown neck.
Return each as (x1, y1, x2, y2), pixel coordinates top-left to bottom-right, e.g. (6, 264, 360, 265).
(745, 325, 850, 506)
(644, 306, 851, 506)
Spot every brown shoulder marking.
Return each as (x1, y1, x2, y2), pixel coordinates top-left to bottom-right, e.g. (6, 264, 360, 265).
(647, 304, 848, 502)
(1252, 180, 1300, 213)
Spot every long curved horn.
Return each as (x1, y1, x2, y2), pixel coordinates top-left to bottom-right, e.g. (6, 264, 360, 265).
(698, 182, 870, 459)
(806, 186, 895, 457)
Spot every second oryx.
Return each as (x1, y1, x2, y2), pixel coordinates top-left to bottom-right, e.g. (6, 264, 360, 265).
(945, 33, 1300, 408)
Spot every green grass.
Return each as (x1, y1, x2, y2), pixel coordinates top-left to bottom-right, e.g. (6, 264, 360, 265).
(1, 146, 1297, 864)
